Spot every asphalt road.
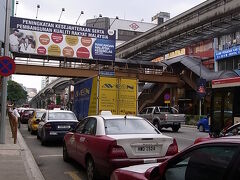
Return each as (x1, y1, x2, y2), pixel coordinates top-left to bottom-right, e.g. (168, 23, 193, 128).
(20, 124, 207, 180)
(161, 126, 207, 151)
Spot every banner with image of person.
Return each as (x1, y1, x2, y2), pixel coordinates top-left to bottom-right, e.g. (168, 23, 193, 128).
(9, 16, 116, 61)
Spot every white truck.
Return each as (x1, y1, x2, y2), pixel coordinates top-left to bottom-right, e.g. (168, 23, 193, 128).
(138, 106, 186, 132)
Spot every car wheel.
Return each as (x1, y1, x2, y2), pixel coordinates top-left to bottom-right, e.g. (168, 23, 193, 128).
(172, 126, 180, 132)
(199, 125, 205, 132)
(86, 157, 96, 180)
(63, 142, 70, 162)
(37, 131, 40, 139)
(41, 130, 47, 146)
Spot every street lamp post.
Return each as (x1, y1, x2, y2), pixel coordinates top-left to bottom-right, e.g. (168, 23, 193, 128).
(36, 4, 40, 19)
(92, 14, 102, 27)
(109, 16, 119, 29)
(0, 0, 12, 144)
(76, 11, 84, 25)
(14, 0, 18, 16)
(58, 8, 65, 22)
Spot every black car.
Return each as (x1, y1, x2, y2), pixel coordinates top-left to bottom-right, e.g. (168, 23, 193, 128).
(37, 110, 78, 145)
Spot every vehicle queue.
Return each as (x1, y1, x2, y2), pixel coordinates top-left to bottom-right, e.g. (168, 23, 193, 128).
(16, 106, 240, 180)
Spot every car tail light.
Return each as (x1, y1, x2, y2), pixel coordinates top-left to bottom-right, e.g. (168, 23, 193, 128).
(44, 123, 52, 130)
(108, 142, 127, 159)
(165, 138, 178, 156)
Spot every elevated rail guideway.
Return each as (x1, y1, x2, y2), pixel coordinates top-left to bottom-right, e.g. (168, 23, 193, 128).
(116, 0, 240, 60)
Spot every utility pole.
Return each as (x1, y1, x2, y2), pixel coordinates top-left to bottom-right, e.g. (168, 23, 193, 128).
(199, 60, 202, 117)
(0, 0, 12, 144)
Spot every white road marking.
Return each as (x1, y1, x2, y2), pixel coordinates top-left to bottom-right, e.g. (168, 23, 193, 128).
(38, 154, 62, 158)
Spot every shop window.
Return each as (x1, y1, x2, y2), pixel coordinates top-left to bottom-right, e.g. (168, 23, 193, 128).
(218, 60, 226, 71)
(226, 59, 233, 70)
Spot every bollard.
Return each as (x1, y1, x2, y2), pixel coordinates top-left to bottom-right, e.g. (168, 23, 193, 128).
(7, 108, 18, 144)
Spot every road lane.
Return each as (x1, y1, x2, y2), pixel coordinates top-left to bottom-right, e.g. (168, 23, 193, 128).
(20, 124, 87, 180)
(161, 126, 207, 151)
(20, 124, 207, 180)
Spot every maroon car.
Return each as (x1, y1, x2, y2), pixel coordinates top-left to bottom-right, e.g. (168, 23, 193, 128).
(111, 136, 240, 180)
(194, 122, 240, 144)
(20, 109, 34, 124)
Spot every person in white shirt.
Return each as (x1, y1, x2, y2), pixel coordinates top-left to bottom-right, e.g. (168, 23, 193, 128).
(13, 107, 21, 128)
(9, 29, 20, 52)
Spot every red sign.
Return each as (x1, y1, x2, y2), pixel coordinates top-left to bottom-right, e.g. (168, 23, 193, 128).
(0, 56, 16, 76)
(212, 77, 240, 88)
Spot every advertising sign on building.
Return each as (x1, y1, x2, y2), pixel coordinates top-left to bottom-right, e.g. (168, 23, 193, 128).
(197, 78, 206, 98)
(9, 17, 116, 61)
(215, 45, 240, 61)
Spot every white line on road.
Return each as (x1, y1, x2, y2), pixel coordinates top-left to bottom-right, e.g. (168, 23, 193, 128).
(38, 154, 62, 158)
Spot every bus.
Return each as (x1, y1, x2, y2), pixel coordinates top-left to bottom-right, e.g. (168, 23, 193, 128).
(210, 77, 240, 136)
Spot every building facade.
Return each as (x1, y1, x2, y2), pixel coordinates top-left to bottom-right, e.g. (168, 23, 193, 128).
(86, 17, 157, 46)
(214, 31, 240, 73)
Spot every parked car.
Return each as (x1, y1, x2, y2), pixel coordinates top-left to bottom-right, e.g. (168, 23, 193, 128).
(28, 109, 46, 134)
(194, 122, 240, 144)
(197, 116, 210, 132)
(63, 112, 178, 180)
(20, 109, 34, 124)
(138, 106, 185, 132)
(111, 136, 240, 180)
(37, 110, 78, 145)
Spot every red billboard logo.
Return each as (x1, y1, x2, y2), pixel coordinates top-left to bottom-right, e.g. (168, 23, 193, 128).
(129, 23, 139, 30)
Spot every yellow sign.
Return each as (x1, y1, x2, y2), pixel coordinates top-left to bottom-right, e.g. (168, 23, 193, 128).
(118, 78, 137, 115)
(99, 77, 118, 114)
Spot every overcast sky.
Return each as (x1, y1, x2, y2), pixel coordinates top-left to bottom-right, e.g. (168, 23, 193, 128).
(12, 0, 206, 92)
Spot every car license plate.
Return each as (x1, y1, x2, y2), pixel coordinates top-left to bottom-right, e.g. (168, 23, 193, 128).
(137, 146, 156, 152)
(58, 125, 70, 129)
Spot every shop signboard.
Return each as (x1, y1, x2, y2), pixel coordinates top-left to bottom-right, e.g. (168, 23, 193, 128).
(197, 78, 206, 98)
(215, 45, 240, 61)
(9, 17, 116, 61)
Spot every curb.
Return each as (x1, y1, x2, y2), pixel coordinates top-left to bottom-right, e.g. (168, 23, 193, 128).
(17, 129, 45, 180)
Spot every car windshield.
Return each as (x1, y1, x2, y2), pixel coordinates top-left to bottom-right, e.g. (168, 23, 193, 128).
(48, 112, 76, 120)
(36, 111, 45, 118)
(104, 118, 159, 135)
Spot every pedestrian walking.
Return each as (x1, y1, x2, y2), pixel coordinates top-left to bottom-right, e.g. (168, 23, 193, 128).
(13, 106, 21, 128)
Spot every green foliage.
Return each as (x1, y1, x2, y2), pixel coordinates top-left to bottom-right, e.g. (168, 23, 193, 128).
(7, 80, 28, 105)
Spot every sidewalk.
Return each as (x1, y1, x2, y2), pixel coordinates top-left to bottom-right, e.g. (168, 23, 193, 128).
(0, 117, 45, 180)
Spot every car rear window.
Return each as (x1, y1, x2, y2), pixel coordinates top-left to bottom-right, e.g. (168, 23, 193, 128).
(104, 118, 159, 135)
(48, 112, 76, 120)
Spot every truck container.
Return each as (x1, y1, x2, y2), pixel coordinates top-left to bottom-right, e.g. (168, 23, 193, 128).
(73, 76, 138, 120)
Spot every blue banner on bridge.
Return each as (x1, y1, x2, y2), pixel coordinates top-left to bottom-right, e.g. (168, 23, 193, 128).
(9, 17, 116, 61)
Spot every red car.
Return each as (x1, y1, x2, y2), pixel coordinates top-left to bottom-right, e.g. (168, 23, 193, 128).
(111, 136, 240, 180)
(194, 122, 240, 144)
(63, 114, 178, 180)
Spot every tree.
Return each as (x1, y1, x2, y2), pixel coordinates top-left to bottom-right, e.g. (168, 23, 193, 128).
(7, 80, 28, 105)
